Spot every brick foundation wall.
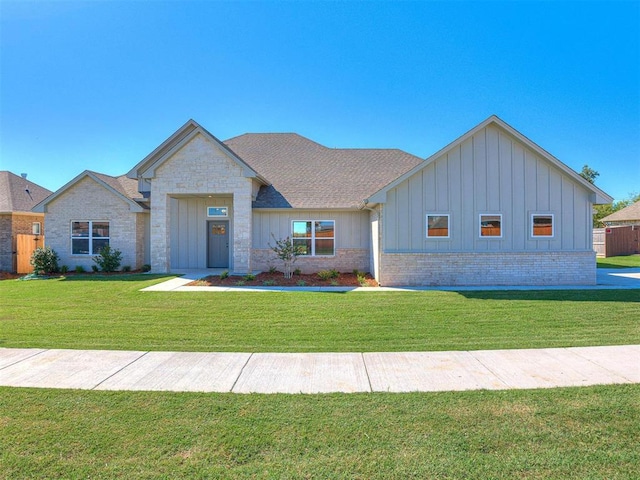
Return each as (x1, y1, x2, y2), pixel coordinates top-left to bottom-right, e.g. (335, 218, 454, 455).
(379, 251, 596, 286)
(252, 248, 371, 274)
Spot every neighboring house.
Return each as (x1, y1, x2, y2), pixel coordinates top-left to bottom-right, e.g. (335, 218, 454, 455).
(0, 171, 52, 272)
(601, 200, 640, 226)
(34, 115, 613, 285)
(594, 200, 640, 257)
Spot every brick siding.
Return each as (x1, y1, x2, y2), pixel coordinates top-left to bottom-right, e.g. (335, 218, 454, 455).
(379, 251, 596, 286)
(252, 248, 370, 274)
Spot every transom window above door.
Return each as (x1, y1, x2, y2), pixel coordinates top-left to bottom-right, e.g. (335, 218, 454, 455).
(207, 206, 228, 217)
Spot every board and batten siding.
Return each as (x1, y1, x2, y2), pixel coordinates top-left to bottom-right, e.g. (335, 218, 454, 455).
(252, 210, 370, 249)
(169, 195, 233, 269)
(383, 124, 593, 253)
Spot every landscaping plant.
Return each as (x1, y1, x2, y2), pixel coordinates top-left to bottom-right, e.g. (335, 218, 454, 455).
(29, 246, 59, 275)
(93, 245, 123, 272)
(269, 235, 304, 278)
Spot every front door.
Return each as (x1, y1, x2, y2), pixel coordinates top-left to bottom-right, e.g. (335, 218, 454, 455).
(207, 221, 229, 268)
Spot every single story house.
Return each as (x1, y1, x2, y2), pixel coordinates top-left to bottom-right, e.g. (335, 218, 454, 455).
(0, 171, 52, 272)
(602, 200, 640, 226)
(34, 115, 612, 285)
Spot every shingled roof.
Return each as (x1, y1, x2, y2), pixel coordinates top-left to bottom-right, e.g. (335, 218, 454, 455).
(602, 200, 640, 224)
(0, 171, 52, 213)
(223, 133, 424, 208)
(89, 171, 142, 201)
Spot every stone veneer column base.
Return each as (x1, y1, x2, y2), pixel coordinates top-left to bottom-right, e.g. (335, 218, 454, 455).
(379, 251, 596, 286)
(252, 248, 370, 274)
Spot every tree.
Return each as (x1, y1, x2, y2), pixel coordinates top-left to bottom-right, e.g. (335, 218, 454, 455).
(269, 235, 304, 279)
(579, 164, 599, 184)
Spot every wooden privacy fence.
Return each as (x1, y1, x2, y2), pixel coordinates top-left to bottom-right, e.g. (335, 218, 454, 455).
(13, 234, 44, 274)
(593, 225, 640, 257)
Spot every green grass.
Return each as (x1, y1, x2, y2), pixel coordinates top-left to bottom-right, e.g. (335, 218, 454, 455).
(1, 275, 639, 352)
(597, 254, 640, 269)
(1, 385, 638, 478)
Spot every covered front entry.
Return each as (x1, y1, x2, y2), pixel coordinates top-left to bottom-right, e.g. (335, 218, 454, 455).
(207, 220, 229, 268)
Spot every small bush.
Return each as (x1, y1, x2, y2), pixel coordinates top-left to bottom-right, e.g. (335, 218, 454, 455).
(60, 265, 69, 274)
(294, 268, 301, 276)
(30, 246, 60, 275)
(141, 264, 151, 272)
(220, 270, 229, 280)
(75, 265, 86, 273)
(244, 273, 256, 281)
(296, 280, 307, 286)
(122, 265, 131, 272)
(93, 245, 122, 272)
(268, 266, 277, 274)
(235, 280, 246, 286)
(318, 269, 340, 281)
(91, 265, 99, 272)
(263, 279, 276, 286)
(357, 274, 368, 286)
(352, 269, 361, 276)
(330, 280, 339, 286)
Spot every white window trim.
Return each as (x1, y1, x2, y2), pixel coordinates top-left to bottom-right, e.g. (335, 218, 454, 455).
(70, 220, 110, 255)
(32, 222, 41, 235)
(207, 206, 229, 217)
(479, 213, 503, 239)
(291, 220, 336, 257)
(531, 213, 555, 238)
(425, 213, 450, 239)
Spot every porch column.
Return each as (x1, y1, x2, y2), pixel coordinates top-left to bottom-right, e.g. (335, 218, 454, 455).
(232, 190, 252, 274)
(150, 192, 171, 273)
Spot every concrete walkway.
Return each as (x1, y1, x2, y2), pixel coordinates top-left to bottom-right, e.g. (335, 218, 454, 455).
(141, 268, 640, 292)
(1, 345, 638, 394)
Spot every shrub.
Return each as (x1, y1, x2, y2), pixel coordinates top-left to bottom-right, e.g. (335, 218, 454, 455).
(91, 265, 99, 272)
(220, 270, 229, 280)
(268, 265, 277, 274)
(263, 279, 276, 286)
(318, 269, 340, 281)
(60, 265, 69, 274)
(122, 265, 131, 272)
(93, 245, 122, 272)
(235, 280, 246, 286)
(357, 273, 368, 286)
(294, 268, 302, 276)
(296, 280, 306, 286)
(75, 265, 86, 273)
(141, 264, 151, 272)
(244, 273, 256, 281)
(30, 246, 59, 275)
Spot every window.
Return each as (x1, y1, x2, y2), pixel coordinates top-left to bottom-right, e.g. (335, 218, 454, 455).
(532, 214, 554, 237)
(480, 214, 502, 238)
(32, 222, 41, 235)
(426, 214, 450, 238)
(71, 221, 110, 255)
(292, 220, 335, 256)
(207, 206, 228, 217)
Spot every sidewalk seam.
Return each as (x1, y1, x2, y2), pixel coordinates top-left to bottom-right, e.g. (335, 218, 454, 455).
(91, 351, 150, 390)
(230, 353, 254, 392)
(0, 348, 49, 371)
(361, 353, 373, 392)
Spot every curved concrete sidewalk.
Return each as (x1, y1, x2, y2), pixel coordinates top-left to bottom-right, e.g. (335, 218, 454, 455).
(141, 268, 640, 292)
(1, 345, 638, 394)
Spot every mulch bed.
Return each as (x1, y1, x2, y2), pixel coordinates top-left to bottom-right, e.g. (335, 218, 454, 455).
(189, 271, 379, 287)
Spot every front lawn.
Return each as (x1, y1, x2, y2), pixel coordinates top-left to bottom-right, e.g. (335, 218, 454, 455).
(597, 254, 640, 269)
(1, 385, 638, 478)
(1, 275, 639, 352)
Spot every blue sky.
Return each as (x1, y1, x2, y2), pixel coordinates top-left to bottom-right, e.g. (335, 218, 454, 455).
(1, 0, 638, 202)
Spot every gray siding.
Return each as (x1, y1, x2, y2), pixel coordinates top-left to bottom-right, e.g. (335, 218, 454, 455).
(170, 195, 233, 268)
(384, 124, 593, 252)
(252, 210, 370, 249)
